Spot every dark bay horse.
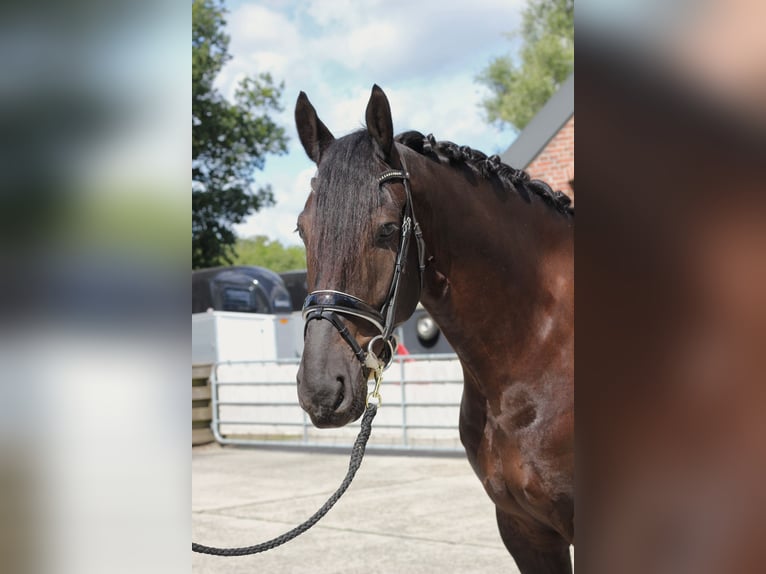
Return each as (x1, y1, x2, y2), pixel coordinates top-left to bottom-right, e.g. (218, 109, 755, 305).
(294, 85, 574, 573)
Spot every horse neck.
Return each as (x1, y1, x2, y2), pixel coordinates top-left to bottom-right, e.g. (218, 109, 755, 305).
(406, 149, 574, 388)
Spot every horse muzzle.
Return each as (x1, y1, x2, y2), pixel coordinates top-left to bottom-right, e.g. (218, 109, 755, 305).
(296, 320, 367, 427)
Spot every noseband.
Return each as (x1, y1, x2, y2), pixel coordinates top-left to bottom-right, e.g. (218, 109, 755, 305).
(302, 159, 426, 372)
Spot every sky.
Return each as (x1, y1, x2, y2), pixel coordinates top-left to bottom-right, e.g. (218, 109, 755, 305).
(216, 0, 526, 246)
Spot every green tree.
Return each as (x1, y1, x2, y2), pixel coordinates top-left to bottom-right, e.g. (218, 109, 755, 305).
(193, 0, 288, 269)
(477, 0, 573, 131)
(232, 236, 306, 273)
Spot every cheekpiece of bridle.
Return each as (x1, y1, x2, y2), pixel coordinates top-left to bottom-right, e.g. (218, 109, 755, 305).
(302, 158, 426, 378)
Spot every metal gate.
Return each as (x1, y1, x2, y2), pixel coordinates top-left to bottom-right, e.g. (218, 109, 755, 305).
(209, 354, 465, 454)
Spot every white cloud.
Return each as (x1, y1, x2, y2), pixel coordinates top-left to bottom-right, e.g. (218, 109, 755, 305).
(304, 0, 376, 28)
(219, 0, 525, 99)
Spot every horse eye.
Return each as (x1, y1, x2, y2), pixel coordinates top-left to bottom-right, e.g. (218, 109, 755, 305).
(376, 222, 399, 244)
(295, 225, 307, 244)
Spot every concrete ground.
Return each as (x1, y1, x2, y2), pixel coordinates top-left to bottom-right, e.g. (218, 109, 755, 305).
(192, 443, 524, 574)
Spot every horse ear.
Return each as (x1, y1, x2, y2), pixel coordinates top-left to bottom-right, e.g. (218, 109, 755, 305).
(365, 84, 394, 161)
(295, 91, 335, 164)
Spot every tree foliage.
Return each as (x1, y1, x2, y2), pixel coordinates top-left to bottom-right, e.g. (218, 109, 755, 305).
(477, 0, 573, 131)
(231, 236, 306, 273)
(192, 0, 288, 269)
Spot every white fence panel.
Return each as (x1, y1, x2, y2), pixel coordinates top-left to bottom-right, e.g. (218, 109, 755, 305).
(210, 355, 465, 454)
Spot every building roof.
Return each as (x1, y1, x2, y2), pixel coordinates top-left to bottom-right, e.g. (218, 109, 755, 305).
(500, 73, 574, 170)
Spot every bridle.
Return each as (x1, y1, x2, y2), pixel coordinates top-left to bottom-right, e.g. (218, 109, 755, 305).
(302, 156, 426, 375)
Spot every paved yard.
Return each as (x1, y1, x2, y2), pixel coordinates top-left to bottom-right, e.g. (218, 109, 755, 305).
(192, 443, 523, 574)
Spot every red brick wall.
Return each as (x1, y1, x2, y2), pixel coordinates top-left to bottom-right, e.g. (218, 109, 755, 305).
(525, 115, 574, 200)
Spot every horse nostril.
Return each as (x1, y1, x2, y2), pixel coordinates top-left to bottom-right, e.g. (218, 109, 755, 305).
(333, 376, 345, 411)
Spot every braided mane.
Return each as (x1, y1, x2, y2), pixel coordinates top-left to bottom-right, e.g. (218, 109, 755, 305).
(396, 131, 574, 217)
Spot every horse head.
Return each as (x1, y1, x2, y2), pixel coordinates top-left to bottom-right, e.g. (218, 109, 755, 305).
(293, 86, 422, 428)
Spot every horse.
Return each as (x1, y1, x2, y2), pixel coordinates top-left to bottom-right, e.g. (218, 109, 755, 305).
(294, 85, 574, 574)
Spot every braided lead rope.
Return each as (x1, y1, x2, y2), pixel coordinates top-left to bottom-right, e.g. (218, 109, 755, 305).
(192, 403, 378, 556)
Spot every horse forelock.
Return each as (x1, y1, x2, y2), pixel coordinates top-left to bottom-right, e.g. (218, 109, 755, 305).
(310, 130, 385, 290)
